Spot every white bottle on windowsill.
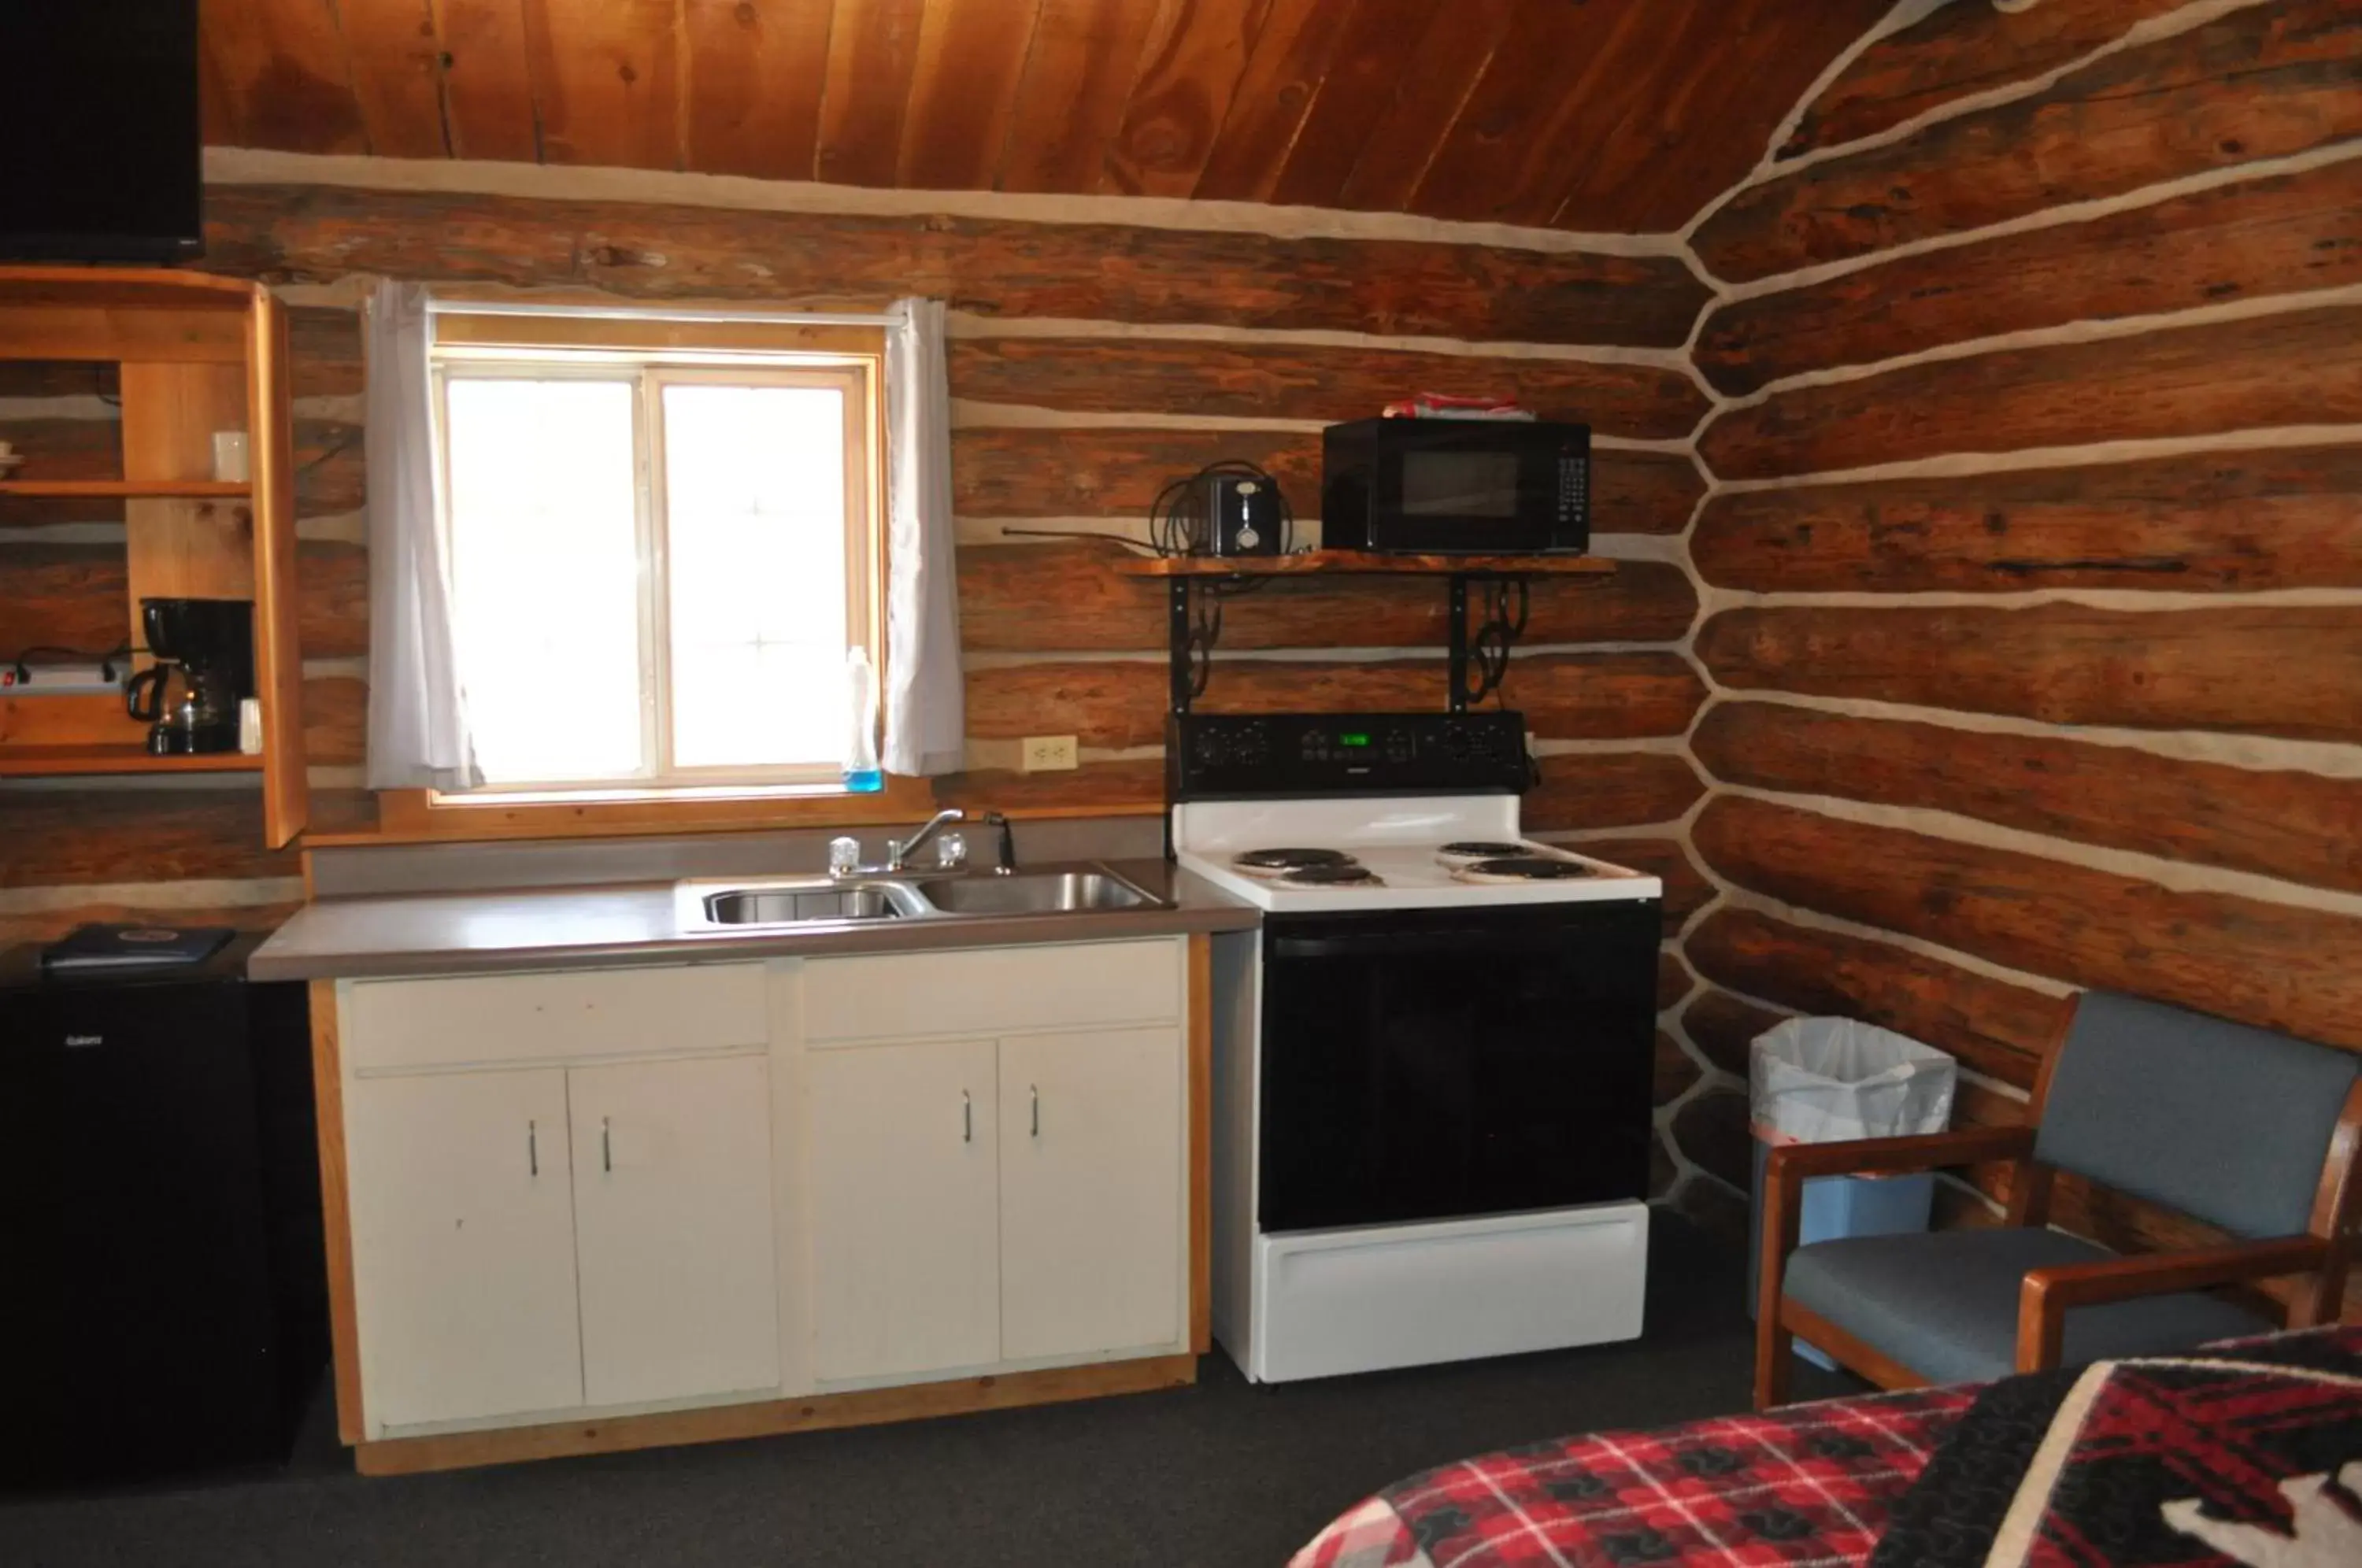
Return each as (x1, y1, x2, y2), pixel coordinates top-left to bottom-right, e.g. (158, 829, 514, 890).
(843, 646, 883, 793)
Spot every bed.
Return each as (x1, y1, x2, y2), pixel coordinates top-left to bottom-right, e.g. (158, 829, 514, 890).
(1290, 1324, 2362, 1568)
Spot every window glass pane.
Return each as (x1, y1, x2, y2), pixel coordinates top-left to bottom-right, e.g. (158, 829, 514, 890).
(444, 377, 644, 783)
(661, 383, 851, 769)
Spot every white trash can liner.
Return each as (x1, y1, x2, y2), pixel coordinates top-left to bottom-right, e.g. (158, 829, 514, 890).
(1749, 1017, 1955, 1146)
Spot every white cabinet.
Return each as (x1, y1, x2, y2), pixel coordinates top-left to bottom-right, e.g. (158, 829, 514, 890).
(341, 963, 780, 1433)
(335, 938, 1192, 1445)
(806, 1040, 1001, 1381)
(795, 941, 1191, 1385)
(571, 1056, 780, 1407)
(999, 1029, 1184, 1361)
(346, 1068, 586, 1428)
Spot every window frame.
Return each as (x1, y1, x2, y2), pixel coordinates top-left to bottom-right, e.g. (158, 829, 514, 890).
(424, 316, 888, 801)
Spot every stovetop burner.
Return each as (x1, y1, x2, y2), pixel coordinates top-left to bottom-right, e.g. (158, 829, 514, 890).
(1436, 840, 1530, 864)
(1233, 847, 1359, 878)
(1453, 856, 1599, 884)
(1277, 864, 1385, 889)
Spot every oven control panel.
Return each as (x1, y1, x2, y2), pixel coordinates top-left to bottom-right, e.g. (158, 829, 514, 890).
(1167, 711, 1531, 798)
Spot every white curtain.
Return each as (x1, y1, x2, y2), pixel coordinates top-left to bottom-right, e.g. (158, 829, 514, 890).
(362, 283, 480, 790)
(881, 298, 964, 776)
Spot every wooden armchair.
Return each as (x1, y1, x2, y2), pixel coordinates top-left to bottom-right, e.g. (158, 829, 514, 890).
(1755, 990, 2362, 1409)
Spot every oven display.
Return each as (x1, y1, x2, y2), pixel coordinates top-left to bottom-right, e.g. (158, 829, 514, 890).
(1338, 733, 1370, 747)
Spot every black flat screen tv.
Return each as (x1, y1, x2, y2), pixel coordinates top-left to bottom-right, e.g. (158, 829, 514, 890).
(5, 2, 204, 262)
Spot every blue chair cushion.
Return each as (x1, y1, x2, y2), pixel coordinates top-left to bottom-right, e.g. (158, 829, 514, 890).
(1783, 1227, 2271, 1387)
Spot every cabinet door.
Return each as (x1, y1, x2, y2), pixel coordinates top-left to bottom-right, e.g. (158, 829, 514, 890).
(345, 1069, 583, 1429)
(806, 1040, 999, 1381)
(569, 1056, 781, 1407)
(998, 1029, 1184, 1362)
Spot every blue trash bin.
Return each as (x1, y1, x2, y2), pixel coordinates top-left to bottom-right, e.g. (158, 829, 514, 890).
(1744, 1018, 1956, 1370)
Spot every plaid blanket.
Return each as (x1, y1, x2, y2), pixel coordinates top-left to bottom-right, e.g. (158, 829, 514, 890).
(1866, 1324, 2362, 1568)
(1290, 1385, 1976, 1568)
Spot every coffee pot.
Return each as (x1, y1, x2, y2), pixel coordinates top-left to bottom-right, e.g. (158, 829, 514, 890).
(123, 598, 256, 755)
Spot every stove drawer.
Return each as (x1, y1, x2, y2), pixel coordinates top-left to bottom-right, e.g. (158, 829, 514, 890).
(800, 939, 1183, 1045)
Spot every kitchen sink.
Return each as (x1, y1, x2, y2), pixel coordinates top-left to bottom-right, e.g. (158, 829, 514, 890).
(698, 879, 930, 926)
(919, 871, 1156, 915)
(678, 864, 1164, 931)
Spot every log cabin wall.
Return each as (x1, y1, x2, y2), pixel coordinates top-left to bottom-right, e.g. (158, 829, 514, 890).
(1672, 0, 2362, 1292)
(0, 157, 1732, 1208)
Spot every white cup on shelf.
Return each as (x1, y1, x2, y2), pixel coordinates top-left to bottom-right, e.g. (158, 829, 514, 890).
(211, 431, 250, 483)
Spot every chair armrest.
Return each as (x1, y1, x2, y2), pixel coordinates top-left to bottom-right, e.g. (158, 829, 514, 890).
(2014, 1236, 2331, 1374)
(1765, 1125, 2035, 1185)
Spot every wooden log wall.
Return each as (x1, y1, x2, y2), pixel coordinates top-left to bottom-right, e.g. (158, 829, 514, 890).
(2, 163, 1725, 1201)
(1668, 0, 2362, 1299)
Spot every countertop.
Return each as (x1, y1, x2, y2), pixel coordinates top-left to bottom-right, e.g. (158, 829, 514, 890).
(246, 859, 1260, 982)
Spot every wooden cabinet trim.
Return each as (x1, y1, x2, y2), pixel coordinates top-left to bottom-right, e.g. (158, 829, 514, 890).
(311, 979, 367, 1446)
(1189, 934, 1213, 1356)
(350, 1354, 1198, 1476)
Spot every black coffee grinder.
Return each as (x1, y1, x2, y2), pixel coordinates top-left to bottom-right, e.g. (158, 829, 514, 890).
(124, 598, 256, 756)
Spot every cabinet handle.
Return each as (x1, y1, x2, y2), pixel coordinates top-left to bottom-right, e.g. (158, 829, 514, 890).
(1031, 1084, 1040, 1138)
(528, 1119, 538, 1178)
(602, 1116, 613, 1174)
(962, 1089, 972, 1144)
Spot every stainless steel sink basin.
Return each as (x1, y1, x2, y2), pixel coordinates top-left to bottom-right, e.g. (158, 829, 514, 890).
(698, 878, 929, 926)
(920, 871, 1155, 915)
(676, 864, 1162, 931)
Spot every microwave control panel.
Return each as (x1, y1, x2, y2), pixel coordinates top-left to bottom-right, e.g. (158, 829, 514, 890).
(1167, 711, 1531, 799)
(1558, 455, 1588, 526)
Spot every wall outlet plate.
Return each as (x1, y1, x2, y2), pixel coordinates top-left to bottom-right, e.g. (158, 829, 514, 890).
(1020, 735, 1079, 772)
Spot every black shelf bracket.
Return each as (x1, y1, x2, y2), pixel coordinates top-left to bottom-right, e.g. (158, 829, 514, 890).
(1448, 572, 1531, 712)
(1164, 567, 1532, 716)
(1168, 577, 1229, 715)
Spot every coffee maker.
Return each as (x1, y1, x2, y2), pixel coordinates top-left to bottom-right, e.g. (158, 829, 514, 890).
(124, 598, 256, 756)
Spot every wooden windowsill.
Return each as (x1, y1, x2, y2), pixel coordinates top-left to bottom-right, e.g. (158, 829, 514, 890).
(301, 775, 943, 847)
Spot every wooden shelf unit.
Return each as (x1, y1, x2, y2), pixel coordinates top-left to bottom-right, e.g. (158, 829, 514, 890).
(0, 267, 309, 841)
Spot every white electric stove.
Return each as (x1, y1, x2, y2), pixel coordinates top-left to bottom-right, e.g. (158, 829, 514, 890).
(1175, 710, 1660, 1385)
(1175, 792, 1661, 913)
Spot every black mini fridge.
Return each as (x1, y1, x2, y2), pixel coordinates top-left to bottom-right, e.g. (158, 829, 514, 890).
(0, 936, 328, 1486)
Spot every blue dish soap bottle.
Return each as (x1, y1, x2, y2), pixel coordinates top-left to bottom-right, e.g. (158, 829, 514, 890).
(843, 646, 883, 793)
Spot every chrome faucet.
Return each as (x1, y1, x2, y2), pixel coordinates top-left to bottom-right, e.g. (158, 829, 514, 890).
(887, 808, 966, 872)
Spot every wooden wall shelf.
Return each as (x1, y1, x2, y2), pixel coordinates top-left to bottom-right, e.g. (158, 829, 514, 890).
(0, 745, 268, 778)
(0, 477, 253, 496)
(1113, 549, 1619, 579)
(0, 479, 252, 499)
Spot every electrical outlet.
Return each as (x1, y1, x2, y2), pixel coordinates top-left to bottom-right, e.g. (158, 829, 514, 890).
(1020, 734, 1078, 772)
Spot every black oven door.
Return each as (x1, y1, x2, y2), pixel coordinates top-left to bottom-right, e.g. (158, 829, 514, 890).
(1257, 900, 1658, 1233)
(1370, 421, 1586, 553)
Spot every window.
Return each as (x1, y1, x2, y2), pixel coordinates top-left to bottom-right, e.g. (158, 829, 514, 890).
(429, 314, 884, 796)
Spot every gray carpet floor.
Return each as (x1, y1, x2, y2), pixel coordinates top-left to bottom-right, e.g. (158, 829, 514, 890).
(2, 1216, 1857, 1567)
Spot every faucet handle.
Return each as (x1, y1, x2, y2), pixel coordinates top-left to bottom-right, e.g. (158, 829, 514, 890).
(935, 832, 968, 869)
(827, 836, 861, 877)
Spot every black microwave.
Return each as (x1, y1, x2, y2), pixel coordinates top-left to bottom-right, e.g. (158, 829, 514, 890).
(1321, 417, 1590, 554)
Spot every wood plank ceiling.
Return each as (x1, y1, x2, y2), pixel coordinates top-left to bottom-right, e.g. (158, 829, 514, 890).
(199, 0, 1893, 234)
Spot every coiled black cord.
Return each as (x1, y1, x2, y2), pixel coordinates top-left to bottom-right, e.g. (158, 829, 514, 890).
(1466, 579, 1528, 708)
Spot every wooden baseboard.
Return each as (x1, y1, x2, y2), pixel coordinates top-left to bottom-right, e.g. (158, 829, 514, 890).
(351, 1353, 1200, 1476)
